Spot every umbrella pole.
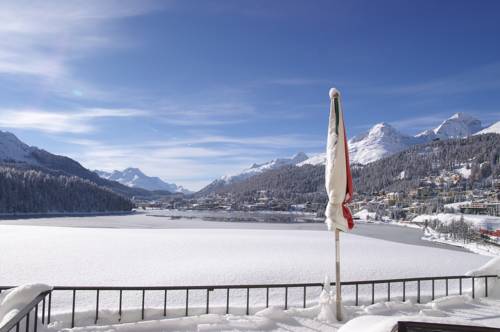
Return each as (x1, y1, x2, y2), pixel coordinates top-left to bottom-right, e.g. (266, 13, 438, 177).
(335, 228, 342, 321)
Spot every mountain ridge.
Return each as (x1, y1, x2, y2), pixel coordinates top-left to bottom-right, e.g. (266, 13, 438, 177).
(199, 112, 488, 195)
(95, 167, 191, 194)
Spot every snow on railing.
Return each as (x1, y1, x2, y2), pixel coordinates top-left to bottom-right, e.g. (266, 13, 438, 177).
(0, 289, 51, 332)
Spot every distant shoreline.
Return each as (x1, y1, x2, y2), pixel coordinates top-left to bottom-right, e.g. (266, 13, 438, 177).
(0, 210, 135, 220)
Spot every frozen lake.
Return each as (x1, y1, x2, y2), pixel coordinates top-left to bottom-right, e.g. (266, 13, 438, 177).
(0, 210, 468, 252)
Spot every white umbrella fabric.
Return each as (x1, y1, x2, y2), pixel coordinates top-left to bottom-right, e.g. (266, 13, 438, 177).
(325, 87, 354, 321)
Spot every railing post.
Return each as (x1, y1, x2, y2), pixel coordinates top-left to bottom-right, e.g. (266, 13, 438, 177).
(266, 287, 269, 308)
(417, 280, 420, 304)
(95, 290, 99, 324)
(387, 282, 390, 301)
(371, 282, 375, 304)
(485, 277, 488, 297)
(118, 290, 122, 321)
(284, 287, 288, 310)
(246, 288, 250, 315)
(185, 289, 189, 317)
(432, 279, 435, 300)
(446, 278, 449, 296)
(403, 281, 406, 302)
(141, 290, 145, 320)
(226, 289, 229, 314)
(355, 284, 359, 306)
(42, 296, 45, 324)
(303, 286, 307, 308)
(459, 277, 462, 295)
(25, 312, 29, 332)
(48, 292, 52, 324)
(206, 289, 210, 314)
(71, 290, 76, 328)
(472, 277, 475, 299)
(163, 290, 167, 317)
(34, 304, 38, 332)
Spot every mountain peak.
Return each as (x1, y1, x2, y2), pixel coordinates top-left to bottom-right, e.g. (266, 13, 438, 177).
(96, 167, 191, 194)
(369, 122, 399, 135)
(433, 112, 482, 138)
(291, 152, 308, 163)
(123, 167, 145, 176)
(449, 112, 475, 121)
(0, 130, 35, 163)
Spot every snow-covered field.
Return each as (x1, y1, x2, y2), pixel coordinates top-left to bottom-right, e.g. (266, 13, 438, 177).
(0, 220, 496, 331)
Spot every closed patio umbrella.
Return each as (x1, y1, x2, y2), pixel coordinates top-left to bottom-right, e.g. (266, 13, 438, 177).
(325, 87, 354, 321)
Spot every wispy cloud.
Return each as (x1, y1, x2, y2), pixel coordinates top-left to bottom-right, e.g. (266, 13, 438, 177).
(0, 107, 148, 133)
(0, 1, 167, 101)
(59, 133, 324, 190)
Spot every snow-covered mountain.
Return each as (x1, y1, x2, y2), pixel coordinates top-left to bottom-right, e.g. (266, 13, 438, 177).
(220, 152, 309, 184)
(348, 122, 418, 164)
(296, 123, 416, 166)
(475, 121, 500, 135)
(96, 168, 191, 194)
(0, 130, 152, 197)
(0, 130, 38, 164)
(416, 112, 482, 140)
(298, 112, 486, 167)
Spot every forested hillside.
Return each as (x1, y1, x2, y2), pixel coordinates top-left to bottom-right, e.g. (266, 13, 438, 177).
(354, 133, 499, 193)
(199, 134, 500, 202)
(0, 166, 133, 213)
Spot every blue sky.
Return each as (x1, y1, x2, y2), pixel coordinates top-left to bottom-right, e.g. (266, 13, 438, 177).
(0, 0, 499, 190)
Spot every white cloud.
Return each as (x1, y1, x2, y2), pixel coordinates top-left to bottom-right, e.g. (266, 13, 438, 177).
(0, 107, 148, 133)
(59, 133, 323, 190)
(0, 1, 166, 100)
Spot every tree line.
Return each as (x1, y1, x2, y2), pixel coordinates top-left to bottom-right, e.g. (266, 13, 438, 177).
(0, 166, 133, 214)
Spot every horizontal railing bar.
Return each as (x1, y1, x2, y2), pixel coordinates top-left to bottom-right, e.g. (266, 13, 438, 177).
(0, 275, 496, 292)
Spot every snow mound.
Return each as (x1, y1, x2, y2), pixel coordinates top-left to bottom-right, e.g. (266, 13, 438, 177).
(429, 295, 471, 310)
(467, 257, 500, 277)
(0, 284, 52, 328)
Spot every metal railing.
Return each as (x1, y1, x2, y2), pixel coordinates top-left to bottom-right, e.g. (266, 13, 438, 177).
(0, 290, 51, 332)
(0, 274, 496, 329)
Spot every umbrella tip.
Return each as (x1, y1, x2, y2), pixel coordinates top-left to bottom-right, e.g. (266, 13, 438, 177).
(329, 88, 340, 99)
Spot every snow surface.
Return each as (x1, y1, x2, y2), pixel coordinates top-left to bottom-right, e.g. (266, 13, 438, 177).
(296, 153, 326, 166)
(455, 165, 471, 179)
(443, 201, 471, 213)
(0, 284, 52, 328)
(353, 209, 376, 221)
(0, 225, 489, 288)
(422, 227, 500, 257)
(0, 224, 497, 332)
(413, 213, 500, 227)
(476, 121, 500, 135)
